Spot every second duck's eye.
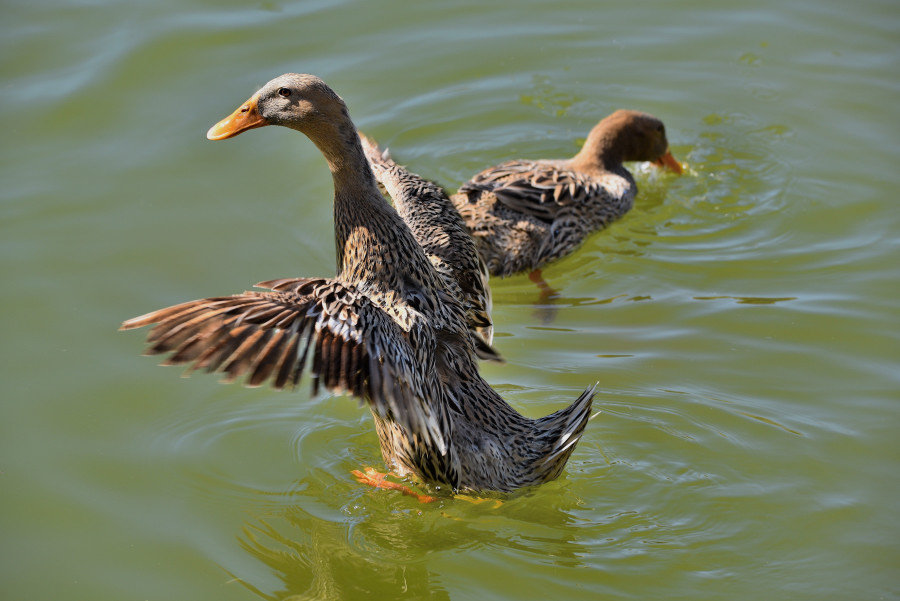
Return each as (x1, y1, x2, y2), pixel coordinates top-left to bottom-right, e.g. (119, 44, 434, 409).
(277, 87, 291, 98)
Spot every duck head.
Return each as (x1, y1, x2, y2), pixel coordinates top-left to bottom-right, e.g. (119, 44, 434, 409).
(206, 73, 350, 141)
(580, 109, 682, 174)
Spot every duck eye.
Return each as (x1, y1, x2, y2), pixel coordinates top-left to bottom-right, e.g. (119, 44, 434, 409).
(277, 87, 291, 98)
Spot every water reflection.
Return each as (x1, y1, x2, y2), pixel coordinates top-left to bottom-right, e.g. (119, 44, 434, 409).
(232, 478, 595, 600)
(236, 511, 452, 600)
(693, 295, 797, 305)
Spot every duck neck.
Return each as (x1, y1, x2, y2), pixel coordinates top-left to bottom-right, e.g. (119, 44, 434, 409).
(572, 129, 625, 175)
(303, 117, 376, 199)
(300, 116, 413, 284)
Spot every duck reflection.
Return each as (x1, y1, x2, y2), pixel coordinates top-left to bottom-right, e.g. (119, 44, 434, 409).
(230, 475, 592, 600)
(236, 513, 450, 600)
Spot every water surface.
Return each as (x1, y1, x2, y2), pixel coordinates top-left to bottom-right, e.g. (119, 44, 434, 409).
(2, 0, 898, 599)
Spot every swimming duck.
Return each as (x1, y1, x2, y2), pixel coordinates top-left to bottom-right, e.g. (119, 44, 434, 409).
(120, 74, 594, 494)
(451, 110, 682, 279)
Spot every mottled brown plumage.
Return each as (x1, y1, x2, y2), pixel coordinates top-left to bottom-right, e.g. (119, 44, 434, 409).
(358, 132, 497, 360)
(452, 110, 681, 277)
(121, 74, 594, 493)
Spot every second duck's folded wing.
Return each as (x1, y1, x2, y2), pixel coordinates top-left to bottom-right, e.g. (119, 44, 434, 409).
(458, 160, 595, 224)
(119, 276, 449, 453)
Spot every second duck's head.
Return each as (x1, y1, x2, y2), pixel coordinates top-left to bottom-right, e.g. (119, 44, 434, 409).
(207, 73, 351, 142)
(580, 109, 682, 174)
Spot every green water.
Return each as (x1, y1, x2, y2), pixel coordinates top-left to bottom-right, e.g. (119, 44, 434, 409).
(2, 0, 898, 599)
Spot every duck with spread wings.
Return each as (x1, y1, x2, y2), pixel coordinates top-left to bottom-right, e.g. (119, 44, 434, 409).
(121, 74, 595, 495)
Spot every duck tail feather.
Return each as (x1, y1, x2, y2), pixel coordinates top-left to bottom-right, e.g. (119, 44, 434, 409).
(531, 382, 597, 481)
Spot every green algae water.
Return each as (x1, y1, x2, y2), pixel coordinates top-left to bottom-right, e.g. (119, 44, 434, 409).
(2, 0, 898, 599)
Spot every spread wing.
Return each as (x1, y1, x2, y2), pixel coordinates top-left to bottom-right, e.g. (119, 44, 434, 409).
(120, 277, 448, 453)
(360, 133, 499, 360)
(459, 160, 598, 224)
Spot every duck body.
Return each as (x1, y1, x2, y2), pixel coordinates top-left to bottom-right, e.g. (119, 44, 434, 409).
(121, 74, 593, 493)
(453, 158, 636, 277)
(451, 110, 681, 277)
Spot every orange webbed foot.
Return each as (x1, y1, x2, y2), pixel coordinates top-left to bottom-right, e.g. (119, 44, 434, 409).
(529, 269, 559, 300)
(529, 269, 560, 323)
(351, 467, 437, 503)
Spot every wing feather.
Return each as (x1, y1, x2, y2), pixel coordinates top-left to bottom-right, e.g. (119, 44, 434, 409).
(121, 277, 447, 452)
(458, 160, 596, 224)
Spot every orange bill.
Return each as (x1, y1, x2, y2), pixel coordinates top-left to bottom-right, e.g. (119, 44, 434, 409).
(206, 94, 268, 140)
(652, 149, 683, 174)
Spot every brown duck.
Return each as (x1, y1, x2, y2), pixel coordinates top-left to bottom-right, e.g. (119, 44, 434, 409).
(120, 74, 594, 495)
(451, 110, 682, 281)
